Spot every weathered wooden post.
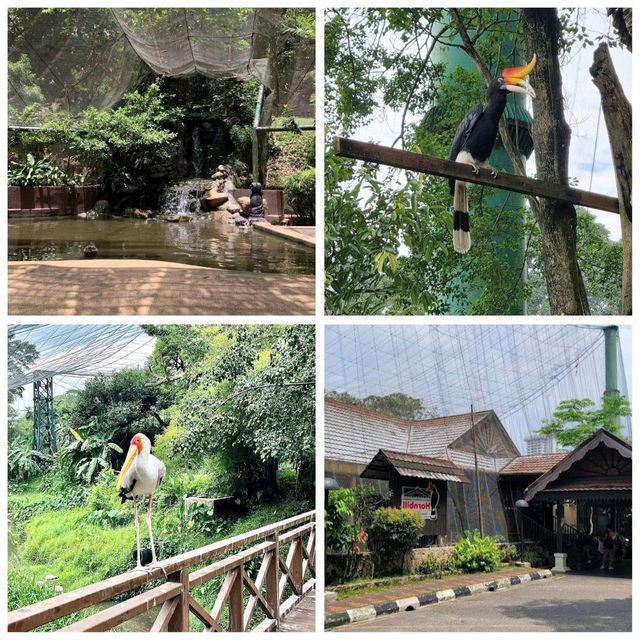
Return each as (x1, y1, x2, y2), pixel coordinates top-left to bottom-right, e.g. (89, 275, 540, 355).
(229, 566, 245, 631)
(167, 567, 190, 631)
(291, 537, 304, 594)
(266, 533, 281, 628)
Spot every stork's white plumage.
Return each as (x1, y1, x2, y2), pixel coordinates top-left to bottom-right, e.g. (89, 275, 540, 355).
(116, 433, 166, 570)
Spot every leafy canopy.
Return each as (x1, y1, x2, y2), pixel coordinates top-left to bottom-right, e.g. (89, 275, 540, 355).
(537, 393, 631, 447)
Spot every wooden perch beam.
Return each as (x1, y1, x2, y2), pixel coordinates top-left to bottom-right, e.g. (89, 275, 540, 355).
(333, 137, 619, 214)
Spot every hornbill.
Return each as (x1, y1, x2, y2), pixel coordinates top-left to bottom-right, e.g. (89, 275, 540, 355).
(449, 54, 537, 253)
(117, 433, 166, 571)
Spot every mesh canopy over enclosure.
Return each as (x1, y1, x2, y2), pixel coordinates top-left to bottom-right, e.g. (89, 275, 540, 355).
(325, 324, 631, 452)
(8, 324, 155, 392)
(8, 7, 314, 126)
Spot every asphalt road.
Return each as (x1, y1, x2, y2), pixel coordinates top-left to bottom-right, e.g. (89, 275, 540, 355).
(333, 573, 632, 632)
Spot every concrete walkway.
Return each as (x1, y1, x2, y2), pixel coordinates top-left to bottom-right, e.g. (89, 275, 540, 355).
(253, 222, 315, 247)
(8, 260, 315, 315)
(332, 573, 631, 632)
(280, 590, 315, 632)
(326, 566, 531, 618)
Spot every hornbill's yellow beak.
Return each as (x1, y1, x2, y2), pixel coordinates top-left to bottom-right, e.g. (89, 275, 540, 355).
(116, 444, 138, 490)
(502, 53, 537, 98)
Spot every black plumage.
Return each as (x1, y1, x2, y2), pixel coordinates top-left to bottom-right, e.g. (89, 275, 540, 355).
(448, 78, 507, 195)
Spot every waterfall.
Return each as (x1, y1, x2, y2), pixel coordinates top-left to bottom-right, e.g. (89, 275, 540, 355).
(191, 126, 203, 178)
(159, 179, 209, 216)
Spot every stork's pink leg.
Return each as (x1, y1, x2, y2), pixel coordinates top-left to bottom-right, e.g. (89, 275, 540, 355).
(133, 496, 142, 569)
(146, 495, 157, 564)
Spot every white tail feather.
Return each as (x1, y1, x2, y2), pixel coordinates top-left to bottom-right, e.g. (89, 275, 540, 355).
(452, 179, 471, 253)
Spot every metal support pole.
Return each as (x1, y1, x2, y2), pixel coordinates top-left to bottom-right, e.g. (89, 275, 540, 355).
(470, 405, 484, 537)
(251, 85, 265, 182)
(603, 325, 619, 395)
(556, 502, 564, 554)
(33, 377, 55, 454)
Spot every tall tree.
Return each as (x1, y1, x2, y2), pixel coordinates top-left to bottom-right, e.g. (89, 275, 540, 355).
(537, 393, 631, 448)
(522, 9, 589, 314)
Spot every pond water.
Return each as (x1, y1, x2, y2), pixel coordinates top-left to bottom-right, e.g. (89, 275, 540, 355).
(8, 217, 314, 275)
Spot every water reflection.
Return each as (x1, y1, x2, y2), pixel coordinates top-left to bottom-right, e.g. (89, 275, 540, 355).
(8, 217, 314, 275)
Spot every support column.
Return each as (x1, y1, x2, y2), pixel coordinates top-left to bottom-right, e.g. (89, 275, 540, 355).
(603, 325, 619, 395)
(553, 501, 569, 573)
(33, 377, 55, 454)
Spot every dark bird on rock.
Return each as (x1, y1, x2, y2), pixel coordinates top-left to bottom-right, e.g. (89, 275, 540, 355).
(449, 54, 537, 253)
(83, 242, 98, 257)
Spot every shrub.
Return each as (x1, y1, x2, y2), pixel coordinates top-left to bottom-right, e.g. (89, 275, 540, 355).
(369, 507, 424, 575)
(500, 543, 518, 563)
(325, 488, 357, 552)
(453, 530, 501, 573)
(8, 444, 52, 481)
(414, 548, 457, 576)
(8, 154, 71, 186)
(284, 168, 315, 222)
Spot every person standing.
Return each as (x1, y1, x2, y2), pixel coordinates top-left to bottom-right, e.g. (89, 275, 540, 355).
(600, 526, 617, 571)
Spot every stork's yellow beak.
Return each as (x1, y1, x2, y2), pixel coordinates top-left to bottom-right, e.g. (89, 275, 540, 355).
(502, 53, 537, 98)
(116, 444, 138, 490)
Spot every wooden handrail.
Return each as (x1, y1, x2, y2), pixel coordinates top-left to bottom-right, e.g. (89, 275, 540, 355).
(8, 510, 315, 633)
(333, 136, 620, 214)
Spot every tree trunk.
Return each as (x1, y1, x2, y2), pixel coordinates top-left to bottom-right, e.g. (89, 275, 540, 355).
(522, 9, 590, 314)
(589, 42, 632, 315)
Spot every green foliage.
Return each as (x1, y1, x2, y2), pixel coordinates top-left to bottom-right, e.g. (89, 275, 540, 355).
(186, 503, 229, 537)
(267, 131, 315, 187)
(229, 124, 253, 166)
(86, 508, 130, 527)
(8, 445, 52, 481)
(58, 421, 123, 484)
(500, 543, 519, 563)
(19, 508, 134, 589)
(22, 82, 182, 193)
(325, 488, 358, 552)
(369, 507, 424, 575)
(8, 153, 73, 186)
(7, 568, 86, 631)
(537, 393, 630, 447)
(521, 544, 547, 567)
(452, 530, 501, 573)
(326, 390, 427, 419)
(175, 325, 315, 501)
(414, 549, 457, 576)
(284, 168, 315, 222)
(85, 468, 125, 512)
(528, 208, 622, 314)
(63, 368, 168, 449)
(8, 332, 38, 404)
(369, 507, 424, 550)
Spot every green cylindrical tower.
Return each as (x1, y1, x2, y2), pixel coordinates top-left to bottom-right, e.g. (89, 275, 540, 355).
(603, 325, 619, 395)
(429, 10, 533, 314)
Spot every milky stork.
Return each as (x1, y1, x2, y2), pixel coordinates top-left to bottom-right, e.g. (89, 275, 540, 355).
(116, 433, 166, 570)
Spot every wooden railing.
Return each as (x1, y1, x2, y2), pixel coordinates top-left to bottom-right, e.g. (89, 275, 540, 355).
(8, 510, 315, 632)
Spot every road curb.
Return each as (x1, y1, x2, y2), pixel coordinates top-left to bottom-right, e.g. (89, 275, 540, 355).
(325, 569, 553, 629)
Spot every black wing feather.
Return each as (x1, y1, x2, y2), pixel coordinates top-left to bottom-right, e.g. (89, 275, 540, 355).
(448, 103, 483, 195)
(119, 477, 136, 503)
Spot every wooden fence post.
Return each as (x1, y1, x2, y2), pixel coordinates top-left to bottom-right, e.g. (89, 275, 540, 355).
(266, 534, 280, 628)
(291, 537, 303, 595)
(167, 568, 190, 632)
(229, 566, 244, 631)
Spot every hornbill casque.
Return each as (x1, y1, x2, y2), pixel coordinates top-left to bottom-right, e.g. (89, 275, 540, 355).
(449, 54, 537, 253)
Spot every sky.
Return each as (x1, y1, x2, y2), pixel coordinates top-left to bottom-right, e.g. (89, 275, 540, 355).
(352, 8, 630, 240)
(10, 325, 156, 416)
